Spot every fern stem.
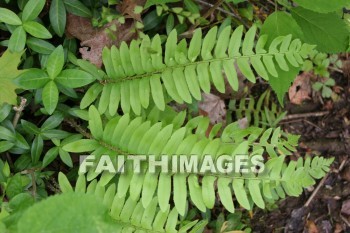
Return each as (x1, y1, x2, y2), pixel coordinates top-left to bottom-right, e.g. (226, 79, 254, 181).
(91, 138, 285, 182)
(64, 118, 92, 139)
(111, 219, 165, 233)
(101, 52, 287, 84)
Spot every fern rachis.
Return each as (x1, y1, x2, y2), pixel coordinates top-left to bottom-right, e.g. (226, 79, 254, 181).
(63, 106, 333, 216)
(78, 25, 315, 115)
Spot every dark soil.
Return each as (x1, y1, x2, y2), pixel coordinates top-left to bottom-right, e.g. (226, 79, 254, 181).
(251, 71, 350, 233)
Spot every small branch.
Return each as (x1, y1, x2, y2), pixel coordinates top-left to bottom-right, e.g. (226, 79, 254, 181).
(190, 0, 225, 30)
(304, 159, 347, 207)
(12, 97, 27, 128)
(304, 173, 328, 207)
(282, 111, 329, 121)
(21, 168, 40, 199)
(5, 97, 27, 169)
(337, 159, 348, 173)
(328, 66, 343, 73)
(199, 0, 225, 20)
(340, 214, 350, 227)
(302, 139, 349, 154)
(195, 0, 241, 19)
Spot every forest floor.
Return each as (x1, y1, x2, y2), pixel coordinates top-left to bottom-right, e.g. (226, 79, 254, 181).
(251, 70, 350, 233)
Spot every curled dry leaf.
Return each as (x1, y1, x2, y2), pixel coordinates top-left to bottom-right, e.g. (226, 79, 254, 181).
(117, 0, 146, 21)
(288, 72, 312, 105)
(66, 14, 137, 67)
(198, 93, 226, 125)
(341, 199, 350, 216)
(340, 164, 350, 182)
(306, 220, 319, 233)
(237, 117, 249, 129)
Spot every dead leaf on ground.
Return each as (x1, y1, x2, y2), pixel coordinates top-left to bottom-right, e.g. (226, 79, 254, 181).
(237, 117, 249, 129)
(288, 72, 312, 105)
(333, 223, 343, 233)
(306, 220, 319, 233)
(340, 164, 350, 182)
(198, 93, 226, 125)
(117, 0, 146, 21)
(341, 199, 350, 216)
(66, 14, 137, 67)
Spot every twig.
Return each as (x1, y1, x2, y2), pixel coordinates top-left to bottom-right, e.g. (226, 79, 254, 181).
(5, 97, 27, 169)
(12, 97, 27, 128)
(304, 173, 328, 207)
(303, 119, 322, 130)
(304, 158, 347, 207)
(195, 0, 242, 20)
(328, 66, 343, 73)
(340, 214, 350, 227)
(223, 2, 249, 28)
(282, 111, 329, 121)
(337, 159, 348, 172)
(191, 0, 225, 29)
(21, 168, 40, 199)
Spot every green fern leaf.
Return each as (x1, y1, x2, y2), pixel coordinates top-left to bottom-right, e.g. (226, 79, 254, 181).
(79, 25, 314, 115)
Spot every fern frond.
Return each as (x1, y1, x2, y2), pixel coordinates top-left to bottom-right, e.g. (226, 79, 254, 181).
(229, 90, 287, 128)
(79, 25, 315, 115)
(63, 106, 332, 216)
(58, 173, 208, 233)
(177, 113, 299, 158)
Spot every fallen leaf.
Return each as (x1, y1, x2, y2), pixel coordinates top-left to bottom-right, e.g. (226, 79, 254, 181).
(288, 72, 312, 105)
(323, 100, 333, 111)
(198, 93, 226, 125)
(341, 199, 350, 216)
(117, 0, 146, 21)
(306, 220, 319, 233)
(333, 85, 343, 94)
(237, 117, 249, 129)
(340, 164, 350, 182)
(333, 223, 343, 233)
(0, 50, 24, 105)
(66, 14, 137, 67)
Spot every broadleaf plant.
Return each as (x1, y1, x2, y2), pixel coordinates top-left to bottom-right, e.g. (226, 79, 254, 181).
(0, 50, 23, 105)
(1, 0, 52, 52)
(15, 46, 96, 114)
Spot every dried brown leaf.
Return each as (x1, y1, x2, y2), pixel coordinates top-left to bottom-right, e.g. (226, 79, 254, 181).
(198, 93, 226, 125)
(306, 220, 319, 233)
(288, 72, 312, 105)
(340, 164, 350, 182)
(341, 199, 350, 216)
(117, 0, 146, 21)
(66, 14, 137, 67)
